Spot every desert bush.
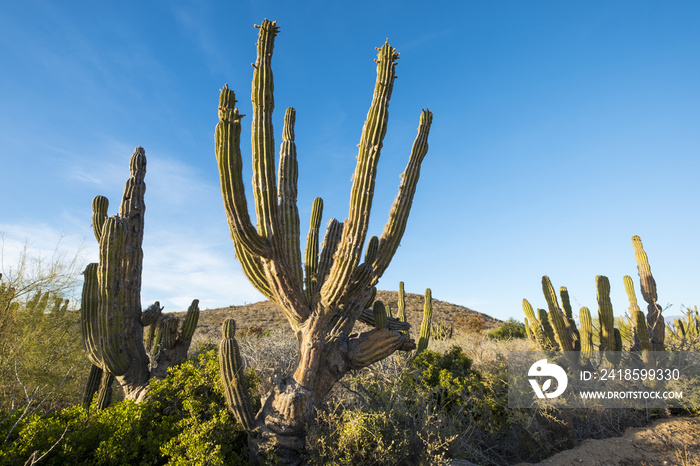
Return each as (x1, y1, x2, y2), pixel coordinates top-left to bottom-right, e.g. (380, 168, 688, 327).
(457, 314, 487, 334)
(0, 241, 89, 413)
(0, 350, 249, 466)
(486, 318, 527, 341)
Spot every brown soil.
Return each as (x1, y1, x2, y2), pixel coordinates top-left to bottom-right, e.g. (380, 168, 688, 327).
(517, 416, 700, 466)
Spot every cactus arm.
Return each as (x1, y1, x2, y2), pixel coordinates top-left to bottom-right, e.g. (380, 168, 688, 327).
(91, 196, 108, 242)
(314, 219, 343, 296)
(358, 308, 410, 331)
(95, 371, 115, 410)
(97, 218, 131, 376)
(347, 328, 416, 370)
(364, 286, 377, 309)
(524, 317, 535, 346)
(631, 236, 664, 351)
(624, 275, 642, 315)
(596, 275, 615, 351)
(232, 238, 274, 300)
(633, 310, 654, 368)
(538, 308, 558, 350)
(278, 107, 304, 290)
(250, 20, 282, 242)
(542, 277, 580, 351)
(624, 275, 643, 350)
(161, 316, 179, 350)
(633, 310, 653, 352)
(614, 328, 623, 351)
(522, 298, 538, 324)
(373, 300, 387, 329)
(144, 313, 161, 356)
(522, 299, 544, 349)
(320, 41, 400, 309)
(216, 85, 271, 258)
(219, 319, 257, 431)
(364, 236, 379, 264)
(179, 299, 200, 341)
(632, 235, 657, 304)
(559, 286, 573, 320)
(80, 263, 102, 367)
(140, 302, 163, 327)
(373, 109, 433, 280)
(118, 147, 146, 325)
(579, 307, 595, 354)
(549, 308, 574, 352)
(397, 281, 407, 321)
(83, 364, 103, 407)
(304, 198, 323, 302)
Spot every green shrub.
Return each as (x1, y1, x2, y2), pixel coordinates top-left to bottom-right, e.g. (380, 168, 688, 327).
(0, 350, 249, 466)
(486, 318, 527, 340)
(308, 347, 503, 465)
(406, 346, 484, 411)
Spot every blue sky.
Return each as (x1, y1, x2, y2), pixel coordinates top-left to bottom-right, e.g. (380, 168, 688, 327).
(1, 1, 699, 323)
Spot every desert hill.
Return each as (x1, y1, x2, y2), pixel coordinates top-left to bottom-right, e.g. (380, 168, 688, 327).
(176, 290, 502, 344)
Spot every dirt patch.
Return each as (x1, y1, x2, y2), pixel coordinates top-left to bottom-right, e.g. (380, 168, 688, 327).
(517, 416, 700, 466)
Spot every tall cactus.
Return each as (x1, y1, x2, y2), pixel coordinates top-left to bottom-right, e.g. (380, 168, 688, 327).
(80, 147, 200, 401)
(215, 20, 431, 464)
(632, 235, 665, 351)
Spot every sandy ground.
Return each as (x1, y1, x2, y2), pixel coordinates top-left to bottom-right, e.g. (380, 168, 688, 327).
(515, 416, 700, 466)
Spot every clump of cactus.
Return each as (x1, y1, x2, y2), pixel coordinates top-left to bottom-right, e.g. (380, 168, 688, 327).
(215, 20, 432, 464)
(523, 236, 664, 361)
(80, 147, 200, 402)
(667, 306, 700, 350)
(431, 319, 453, 341)
(394, 282, 434, 355)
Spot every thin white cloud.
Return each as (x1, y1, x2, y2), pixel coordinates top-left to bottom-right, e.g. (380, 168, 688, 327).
(140, 231, 263, 311)
(169, 2, 240, 78)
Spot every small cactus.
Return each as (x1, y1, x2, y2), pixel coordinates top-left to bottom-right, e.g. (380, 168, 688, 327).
(416, 289, 433, 355)
(219, 318, 256, 431)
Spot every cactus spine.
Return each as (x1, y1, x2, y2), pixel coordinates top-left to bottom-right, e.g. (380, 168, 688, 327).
(80, 147, 200, 402)
(215, 20, 431, 463)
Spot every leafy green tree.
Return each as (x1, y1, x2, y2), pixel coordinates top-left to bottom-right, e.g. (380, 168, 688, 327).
(487, 318, 527, 340)
(0, 238, 89, 413)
